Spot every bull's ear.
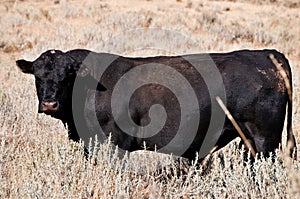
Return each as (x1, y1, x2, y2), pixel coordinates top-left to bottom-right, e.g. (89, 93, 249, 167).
(16, 59, 34, 74)
(78, 65, 90, 77)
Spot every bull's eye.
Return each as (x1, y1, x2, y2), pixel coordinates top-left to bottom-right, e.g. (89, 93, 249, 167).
(35, 77, 42, 83)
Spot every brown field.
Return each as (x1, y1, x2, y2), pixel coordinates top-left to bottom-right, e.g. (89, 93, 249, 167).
(0, 0, 300, 198)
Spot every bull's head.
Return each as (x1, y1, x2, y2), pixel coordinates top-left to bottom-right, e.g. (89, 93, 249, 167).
(16, 49, 106, 120)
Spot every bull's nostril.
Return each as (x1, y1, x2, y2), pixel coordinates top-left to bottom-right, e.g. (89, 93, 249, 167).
(41, 101, 59, 113)
(52, 101, 58, 109)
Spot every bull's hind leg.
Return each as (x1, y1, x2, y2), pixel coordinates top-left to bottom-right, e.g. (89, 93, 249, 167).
(217, 124, 257, 162)
(243, 122, 282, 159)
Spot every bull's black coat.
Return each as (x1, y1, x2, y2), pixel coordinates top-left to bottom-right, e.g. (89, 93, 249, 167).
(16, 49, 297, 161)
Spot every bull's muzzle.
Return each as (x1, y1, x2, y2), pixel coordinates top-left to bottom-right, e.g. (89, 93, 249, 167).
(40, 101, 59, 113)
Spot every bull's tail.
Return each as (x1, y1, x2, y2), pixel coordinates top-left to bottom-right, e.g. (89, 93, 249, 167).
(287, 91, 297, 160)
(270, 51, 297, 159)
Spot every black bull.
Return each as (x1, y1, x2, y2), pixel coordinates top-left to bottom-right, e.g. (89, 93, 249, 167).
(16, 49, 297, 161)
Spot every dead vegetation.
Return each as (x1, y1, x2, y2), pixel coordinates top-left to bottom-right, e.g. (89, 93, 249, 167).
(0, 0, 300, 198)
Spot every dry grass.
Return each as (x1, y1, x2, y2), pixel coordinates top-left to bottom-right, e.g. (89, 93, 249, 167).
(0, 0, 300, 198)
